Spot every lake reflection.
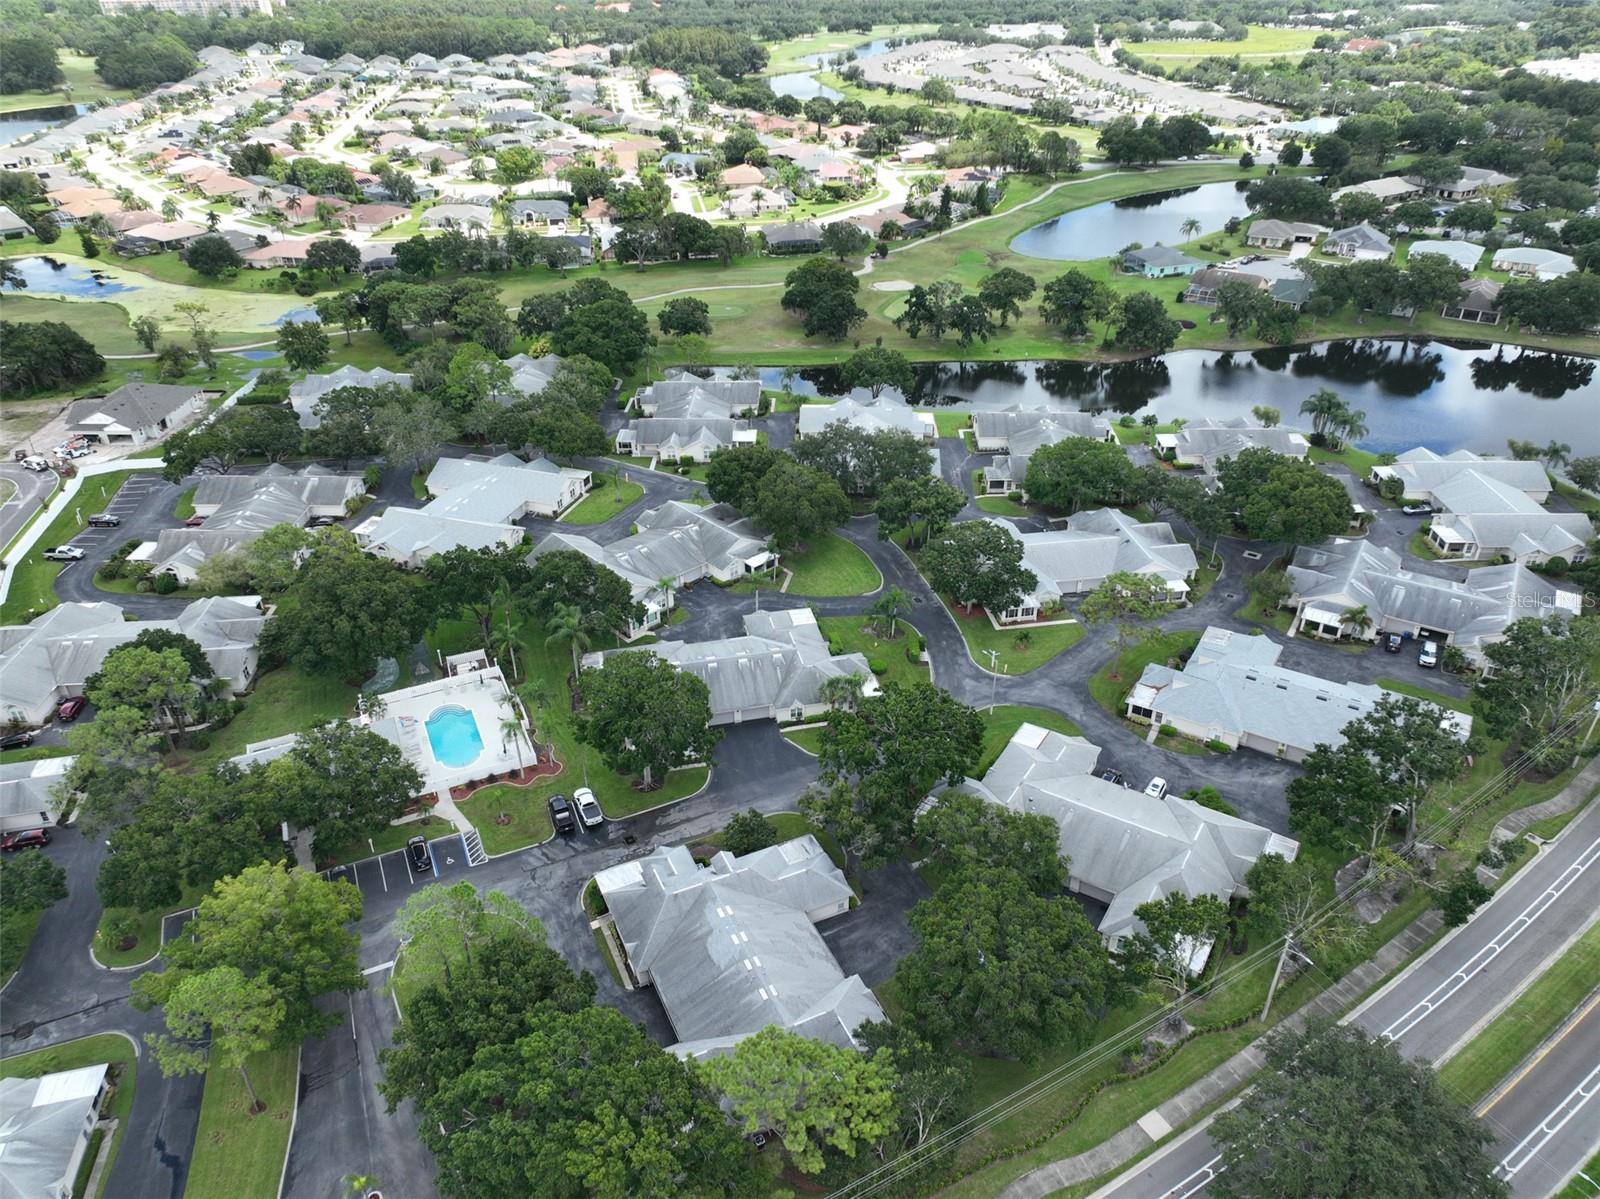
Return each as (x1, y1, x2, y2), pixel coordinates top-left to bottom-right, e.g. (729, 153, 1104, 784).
(1009, 181, 1255, 261)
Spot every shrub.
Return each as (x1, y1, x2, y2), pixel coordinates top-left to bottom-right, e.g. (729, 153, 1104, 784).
(294, 280, 317, 296)
(98, 558, 125, 580)
(722, 808, 778, 856)
(100, 914, 141, 953)
(1119, 414, 1136, 427)
(186, 731, 211, 750)
(1185, 785, 1236, 815)
(1206, 738, 1232, 754)
(124, 560, 154, 580)
(583, 878, 608, 915)
(1007, 490, 1024, 501)
(151, 572, 179, 594)
(1159, 723, 1179, 738)
(904, 630, 922, 661)
(1541, 556, 1570, 575)
(363, 464, 382, 490)
(867, 656, 888, 674)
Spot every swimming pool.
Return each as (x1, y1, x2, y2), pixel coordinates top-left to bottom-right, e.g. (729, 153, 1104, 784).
(424, 705, 484, 768)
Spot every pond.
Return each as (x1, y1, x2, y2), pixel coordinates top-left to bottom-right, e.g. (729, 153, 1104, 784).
(1009, 180, 1255, 262)
(705, 339, 1600, 457)
(0, 103, 84, 147)
(768, 37, 898, 102)
(0, 255, 136, 295)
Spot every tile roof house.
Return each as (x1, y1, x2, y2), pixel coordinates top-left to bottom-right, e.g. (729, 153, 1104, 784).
(1322, 222, 1394, 261)
(65, 383, 206, 445)
(586, 607, 876, 726)
(0, 1064, 110, 1199)
(1158, 418, 1310, 475)
(987, 509, 1198, 622)
(0, 598, 267, 727)
(1120, 244, 1205, 278)
(0, 755, 75, 834)
(949, 723, 1298, 953)
(289, 365, 414, 428)
(1371, 448, 1553, 505)
(1423, 472, 1591, 565)
(593, 836, 882, 1059)
(973, 409, 1115, 495)
(797, 397, 936, 442)
(357, 454, 590, 567)
(1126, 626, 1471, 763)
(530, 501, 776, 635)
(634, 377, 761, 419)
(1285, 538, 1582, 664)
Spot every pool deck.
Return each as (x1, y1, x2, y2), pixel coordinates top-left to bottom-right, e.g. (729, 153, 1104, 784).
(374, 665, 528, 799)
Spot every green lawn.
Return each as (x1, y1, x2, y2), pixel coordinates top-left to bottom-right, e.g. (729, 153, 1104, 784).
(1555, 1150, 1600, 1198)
(170, 666, 357, 772)
(0, 294, 153, 356)
(1133, 24, 1321, 60)
(1436, 919, 1600, 1105)
(971, 470, 1031, 516)
(1375, 676, 1472, 713)
(0, 911, 42, 986)
(562, 474, 645, 524)
(0, 470, 143, 623)
(783, 725, 825, 755)
(978, 705, 1084, 774)
(184, 1046, 299, 1199)
(0, 52, 135, 113)
(1308, 443, 1384, 478)
(942, 599, 1084, 675)
(781, 531, 882, 596)
(318, 814, 456, 867)
(1088, 630, 1203, 715)
(925, 410, 970, 438)
(816, 615, 929, 689)
(95, 881, 209, 969)
(0, 1034, 137, 1199)
(173, 488, 196, 520)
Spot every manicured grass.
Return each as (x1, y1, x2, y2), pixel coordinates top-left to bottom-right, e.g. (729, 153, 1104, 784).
(1436, 919, 1600, 1105)
(925, 409, 970, 438)
(184, 1046, 299, 1199)
(975, 494, 1032, 516)
(0, 910, 42, 987)
(1308, 443, 1384, 478)
(562, 474, 645, 524)
(978, 704, 1084, 774)
(783, 725, 825, 755)
(0, 52, 135, 112)
(0, 744, 72, 765)
(943, 600, 1084, 675)
(319, 814, 457, 867)
(0, 470, 142, 623)
(0, 1033, 137, 1199)
(1234, 589, 1296, 634)
(591, 924, 625, 985)
(173, 487, 196, 520)
(95, 882, 208, 969)
(816, 615, 929, 689)
(458, 781, 554, 854)
(1375, 676, 1471, 713)
(1555, 1150, 1600, 1198)
(1087, 630, 1203, 715)
(170, 666, 357, 772)
(1133, 23, 1321, 60)
(782, 531, 882, 596)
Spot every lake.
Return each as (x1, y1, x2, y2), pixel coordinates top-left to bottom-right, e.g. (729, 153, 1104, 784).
(1009, 180, 1256, 261)
(768, 36, 898, 101)
(708, 340, 1600, 457)
(0, 255, 135, 295)
(0, 103, 85, 147)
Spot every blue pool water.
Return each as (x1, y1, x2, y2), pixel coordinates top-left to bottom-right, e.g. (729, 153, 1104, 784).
(425, 705, 483, 768)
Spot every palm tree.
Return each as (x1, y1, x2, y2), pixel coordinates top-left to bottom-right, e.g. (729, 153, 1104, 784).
(490, 584, 528, 681)
(500, 713, 529, 773)
(544, 602, 593, 680)
(653, 576, 676, 623)
(1179, 217, 1201, 241)
(1298, 388, 1346, 442)
(161, 197, 181, 222)
(1542, 440, 1572, 470)
(1341, 605, 1372, 639)
(1333, 408, 1368, 450)
(870, 586, 910, 637)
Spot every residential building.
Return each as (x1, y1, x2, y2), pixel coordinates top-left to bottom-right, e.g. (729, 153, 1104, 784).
(987, 508, 1199, 622)
(1490, 246, 1576, 280)
(1126, 625, 1470, 762)
(0, 598, 267, 727)
(341, 202, 409, 232)
(593, 836, 882, 1058)
(615, 417, 755, 463)
(1183, 260, 1313, 308)
(1120, 245, 1205, 278)
(356, 454, 590, 567)
(633, 376, 761, 419)
(113, 219, 208, 255)
(585, 608, 876, 726)
(1243, 219, 1327, 249)
(1424, 472, 1591, 565)
(1322, 222, 1394, 261)
(797, 397, 935, 441)
(949, 722, 1298, 953)
(1371, 448, 1552, 505)
(0, 1064, 110, 1199)
(64, 383, 206, 445)
(0, 755, 75, 834)
(0, 205, 32, 239)
(1411, 166, 1516, 202)
(1330, 176, 1421, 205)
(509, 198, 572, 229)
(1285, 538, 1582, 664)
(1407, 240, 1484, 272)
(1157, 418, 1310, 474)
(718, 163, 766, 188)
(420, 203, 491, 231)
(289, 365, 414, 428)
(1440, 278, 1503, 324)
(763, 220, 823, 254)
(974, 409, 1115, 494)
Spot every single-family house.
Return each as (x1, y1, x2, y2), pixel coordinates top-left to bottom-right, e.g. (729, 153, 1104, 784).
(1411, 166, 1516, 202)
(0, 204, 33, 239)
(986, 508, 1199, 622)
(341, 202, 409, 232)
(420, 203, 491, 231)
(1120, 245, 1205, 278)
(763, 221, 823, 254)
(0, 1065, 111, 1199)
(947, 722, 1299, 955)
(0, 755, 75, 834)
(357, 454, 590, 567)
(633, 376, 761, 419)
(1490, 246, 1576, 280)
(0, 598, 267, 727)
(1407, 240, 1483, 272)
(64, 383, 205, 445)
(289, 365, 414, 428)
(1184, 260, 1313, 308)
(718, 163, 766, 188)
(1243, 219, 1326, 250)
(509, 198, 571, 229)
(615, 417, 754, 463)
(797, 397, 935, 442)
(1126, 625, 1471, 762)
(593, 836, 883, 1059)
(1440, 277, 1503, 324)
(1322, 222, 1394, 261)
(1331, 176, 1421, 205)
(114, 220, 208, 256)
(1285, 538, 1582, 664)
(1158, 418, 1310, 475)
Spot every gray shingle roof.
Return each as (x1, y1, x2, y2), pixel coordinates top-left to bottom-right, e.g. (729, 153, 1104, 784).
(66, 383, 202, 434)
(530, 501, 770, 598)
(0, 1064, 108, 1196)
(797, 397, 932, 439)
(0, 754, 74, 827)
(991, 508, 1197, 603)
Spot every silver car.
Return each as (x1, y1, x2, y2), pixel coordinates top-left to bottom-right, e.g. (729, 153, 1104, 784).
(574, 786, 604, 828)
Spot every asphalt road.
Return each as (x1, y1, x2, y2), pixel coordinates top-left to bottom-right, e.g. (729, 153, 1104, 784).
(0, 463, 57, 553)
(1086, 785, 1600, 1199)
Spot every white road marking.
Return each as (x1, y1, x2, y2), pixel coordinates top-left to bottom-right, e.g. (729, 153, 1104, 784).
(375, 854, 388, 892)
(362, 960, 395, 976)
(1495, 1059, 1600, 1179)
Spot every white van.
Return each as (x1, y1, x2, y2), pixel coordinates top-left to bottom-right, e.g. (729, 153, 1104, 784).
(20, 456, 50, 472)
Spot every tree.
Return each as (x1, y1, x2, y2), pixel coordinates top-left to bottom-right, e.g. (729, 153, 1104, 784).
(132, 864, 362, 1045)
(267, 723, 423, 860)
(543, 601, 597, 681)
(819, 221, 873, 263)
(276, 319, 331, 371)
(1246, 853, 1363, 1020)
(1438, 867, 1493, 927)
(1216, 447, 1353, 546)
(896, 864, 1116, 1061)
(313, 291, 364, 345)
(856, 1021, 973, 1154)
(656, 296, 711, 338)
(920, 520, 1037, 615)
(146, 966, 284, 1113)
(552, 297, 649, 374)
(1476, 615, 1600, 751)
(977, 267, 1037, 327)
(801, 681, 983, 866)
(375, 398, 453, 476)
(1036, 131, 1082, 177)
(1025, 438, 1146, 513)
(721, 808, 778, 856)
(703, 1026, 897, 1176)
(97, 32, 198, 90)
(303, 237, 361, 279)
(262, 535, 431, 678)
(792, 423, 931, 497)
(85, 645, 204, 749)
(424, 544, 530, 643)
(894, 280, 962, 340)
(415, 1004, 752, 1199)
(0, 320, 105, 399)
(705, 443, 783, 510)
(1208, 1021, 1507, 1199)
(1565, 455, 1600, 493)
(875, 474, 964, 548)
(185, 234, 244, 278)
(1122, 892, 1230, 1000)
(1079, 571, 1172, 652)
(0, 853, 68, 929)
(1246, 176, 1335, 224)
(917, 792, 1066, 896)
(1214, 280, 1269, 339)
(1250, 405, 1280, 427)
(750, 458, 850, 547)
(948, 295, 994, 347)
(838, 346, 913, 399)
(525, 550, 644, 635)
(131, 315, 162, 354)
(577, 651, 722, 789)
(781, 256, 864, 340)
(1040, 270, 1117, 339)
(1112, 292, 1181, 353)
(0, 34, 62, 94)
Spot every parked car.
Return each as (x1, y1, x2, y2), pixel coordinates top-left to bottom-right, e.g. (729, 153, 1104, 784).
(183, 514, 206, 527)
(406, 835, 433, 873)
(56, 696, 87, 721)
(1383, 632, 1404, 654)
(1143, 776, 1169, 800)
(574, 787, 604, 828)
(308, 515, 340, 527)
(86, 513, 121, 528)
(1418, 640, 1440, 669)
(19, 456, 50, 472)
(548, 794, 576, 834)
(0, 731, 35, 749)
(1098, 767, 1126, 786)
(64, 446, 93, 460)
(41, 546, 85, 561)
(1, 828, 52, 852)
(1401, 503, 1433, 515)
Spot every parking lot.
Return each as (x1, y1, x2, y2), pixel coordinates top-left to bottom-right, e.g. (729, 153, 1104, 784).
(51, 471, 168, 560)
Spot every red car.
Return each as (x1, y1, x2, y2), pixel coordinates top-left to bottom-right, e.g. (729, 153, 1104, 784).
(184, 515, 205, 527)
(1, 828, 51, 851)
(56, 696, 87, 721)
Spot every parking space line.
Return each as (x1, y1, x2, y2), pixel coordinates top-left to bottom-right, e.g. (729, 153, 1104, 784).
(403, 852, 414, 885)
(375, 855, 388, 892)
(348, 862, 360, 890)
